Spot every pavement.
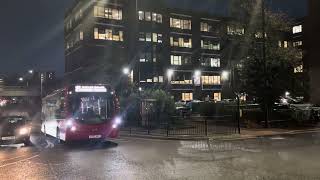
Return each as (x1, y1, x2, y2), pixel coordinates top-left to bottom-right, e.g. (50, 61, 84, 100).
(1, 132, 320, 179)
(120, 127, 320, 141)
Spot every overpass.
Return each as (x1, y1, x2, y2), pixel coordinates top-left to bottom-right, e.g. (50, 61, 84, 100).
(0, 86, 40, 97)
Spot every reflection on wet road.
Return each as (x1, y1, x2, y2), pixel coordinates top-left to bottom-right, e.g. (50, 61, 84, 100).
(1, 133, 320, 179)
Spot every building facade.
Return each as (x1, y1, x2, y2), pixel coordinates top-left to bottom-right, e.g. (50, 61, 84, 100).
(64, 0, 244, 101)
(307, 0, 320, 104)
(288, 18, 309, 99)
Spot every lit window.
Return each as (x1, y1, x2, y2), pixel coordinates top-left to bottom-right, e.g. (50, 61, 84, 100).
(152, 13, 157, 21)
(201, 40, 220, 50)
(146, 33, 152, 42)
(139, 32, 162, 43)
(297, 51, 303, 59)
(75, 9, 83, 21)
(171, 73, 193, 85)
(293, 25, 302, 34)
(153, 33, 158, 42)
(139, 52, 152, 62)
(170, 18, 192, 30)
(145, 12, 151, 21)
(278, 41, 282, 47)
(94, 6, 122, 20)
(284, 41, 288, 48)
(294, 64, 303, 73)
(227, 26, 245, 35)
(201, 57, 220, 67)
(94, 28, 99, 39)
(293, 41, 303, 47)
(157, 34, 163, 43)
(139, 32, 145, 41)
(213, 93, 221, 101)
(138, 11, 162, 23)
(182, 93, 193, 101)
(171, 55, 191, 66)
(171, 55, 182, 65)
(94, 28, 124, 42)
(159, 76, 164, 83)
(201, 76, 221, 85)
(152, 13, 162, 23)
(138, 11, 144, 20)
(255, 32, 265, 38)
(201, 22, 214, 32)
(156, 14, 162, 23)
(80, 31, 84, 40)
(170, 37, 192, 48)
(153, 77, 159, 83)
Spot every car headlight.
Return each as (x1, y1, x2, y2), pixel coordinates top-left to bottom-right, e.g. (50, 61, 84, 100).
(19, 127, 30, 135)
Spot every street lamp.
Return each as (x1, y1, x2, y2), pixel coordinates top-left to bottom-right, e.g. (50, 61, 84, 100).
(194, 70, 201, 78)
(18, 77, 24, 82)
(28, 70, 34, 74)
(285, 91, 290, 97)
(139, 87, 142, 92)
(122, 67, 130, 75)
(221, 70, 230, 81)
(167, 69, 174, 79)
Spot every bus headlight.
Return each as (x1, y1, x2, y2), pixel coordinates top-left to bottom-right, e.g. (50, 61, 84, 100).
(66, 120, 73, 127)
(112, 124, 118, 129)
(70, 126, 77, 132)
(19, 127, 30, 135)
(115, 117, 122, 125)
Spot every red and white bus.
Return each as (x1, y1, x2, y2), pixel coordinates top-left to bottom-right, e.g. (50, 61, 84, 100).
(41, 84, 121, 142)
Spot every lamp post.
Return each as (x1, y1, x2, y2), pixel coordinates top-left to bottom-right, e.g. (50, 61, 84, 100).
(221, 70, 230, 81)
(167, 69, 174, 80)
(261, 0, 269, 128)
(194, 70, 201, 79)
(226, 67, 241, 134)
(122, 67, 131, 97)
(167, 69, 174, 93)
(123, 67, 130, 75)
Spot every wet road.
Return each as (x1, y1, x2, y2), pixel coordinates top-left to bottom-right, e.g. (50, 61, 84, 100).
(1, 132, 320, 180)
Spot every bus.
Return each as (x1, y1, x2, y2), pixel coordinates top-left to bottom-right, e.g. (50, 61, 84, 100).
(41, 84, 121, 142)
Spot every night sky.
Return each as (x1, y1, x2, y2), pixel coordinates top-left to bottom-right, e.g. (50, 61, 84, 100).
(0, 0, 307, 77)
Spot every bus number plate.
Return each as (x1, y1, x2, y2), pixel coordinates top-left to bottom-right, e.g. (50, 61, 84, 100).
(89, 135, 102, 139)
(1, 136, 16, 140)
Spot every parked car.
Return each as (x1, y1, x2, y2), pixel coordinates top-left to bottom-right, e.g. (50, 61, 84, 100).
(0, 116, 32, 146)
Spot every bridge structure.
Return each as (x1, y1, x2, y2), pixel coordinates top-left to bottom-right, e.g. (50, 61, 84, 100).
(0, 86, 40, 97)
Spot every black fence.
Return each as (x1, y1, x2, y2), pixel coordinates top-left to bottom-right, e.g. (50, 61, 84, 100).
(121, 115, 238, 137)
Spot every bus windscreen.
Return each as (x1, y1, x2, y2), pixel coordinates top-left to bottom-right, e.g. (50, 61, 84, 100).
(71, 95, 114, 124)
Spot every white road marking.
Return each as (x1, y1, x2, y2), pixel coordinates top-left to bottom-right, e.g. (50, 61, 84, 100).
(270, 137, 286, 140)
(0, 154, 40, 168)
(0, 155, 28, 163)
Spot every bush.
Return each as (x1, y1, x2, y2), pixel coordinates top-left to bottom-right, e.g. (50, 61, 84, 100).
(120, 89, 175, 126)
(188, 102, 235, 117)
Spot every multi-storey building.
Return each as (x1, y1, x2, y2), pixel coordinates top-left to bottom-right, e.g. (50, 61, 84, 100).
(64, 0, 244, 101)
(289, 18, 309, 99)
(306, 0, 320, 104)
